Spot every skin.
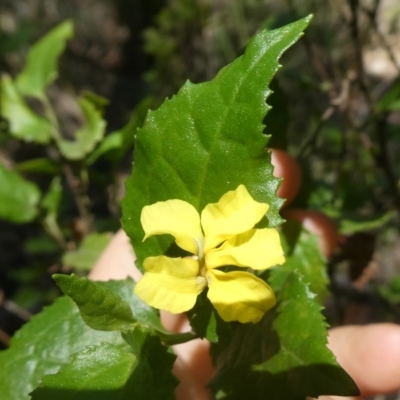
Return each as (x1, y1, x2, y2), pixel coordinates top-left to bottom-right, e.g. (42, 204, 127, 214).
(89, 149, 400, 399)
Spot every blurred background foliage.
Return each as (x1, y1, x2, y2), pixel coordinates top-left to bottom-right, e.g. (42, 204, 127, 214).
(1, 0, 400, 360)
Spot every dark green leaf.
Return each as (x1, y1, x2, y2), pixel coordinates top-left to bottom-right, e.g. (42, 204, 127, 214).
(53, 274, 135, 331)
(0, 75, 52, 143)
(187, 290, 231, 343)
(0, 283, 129, 400)
(121, 326, 177, 398)
(16, 158, 61, 174)
(122, 17, 312, 269)
(15, 20, 74, 99)
(57, 97, 106, 160)
(209, 270, 359, 400)
(62, 233, 111, 271)
(0, 163, 41, 223)
(275, 220, 329, 302)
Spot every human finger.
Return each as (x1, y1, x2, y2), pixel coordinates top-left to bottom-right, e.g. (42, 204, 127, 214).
(282, 209, 339, 257)
(88, 229, 141, 282)
(313, 323, 400, 400)
(271, 148, 302, 207)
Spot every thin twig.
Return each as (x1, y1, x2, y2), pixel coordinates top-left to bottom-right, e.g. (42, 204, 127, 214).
(62, 163, 94, 235)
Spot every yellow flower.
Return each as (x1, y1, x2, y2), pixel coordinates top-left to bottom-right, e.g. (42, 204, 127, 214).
(134, 185, 285, 323)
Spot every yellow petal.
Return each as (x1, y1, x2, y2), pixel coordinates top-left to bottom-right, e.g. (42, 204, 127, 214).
(207, 269, 275, 323)
(206, 228, 285, 270)
(141, 199, 203, 255)
(134, 256, 206, 314)
(201, 185, 269, 252)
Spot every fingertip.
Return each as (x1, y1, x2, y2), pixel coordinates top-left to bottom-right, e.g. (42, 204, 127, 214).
(270, 149, 302, 207)
(328, 324, 400, 397)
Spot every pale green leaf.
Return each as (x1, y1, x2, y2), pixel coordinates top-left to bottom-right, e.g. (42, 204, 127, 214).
(209, 270, 359, 399)
(338, 211, 392, 234)
(62, 233, 111, 271)
(57, 97, 106, 160)
(0, 74, 52, 143)
(0, 163, 41, 223)
(53, 274, 135, 331)
(122, 17, 312, 269)
(41, 177, 62, 216)
(15, 20, 74, 99)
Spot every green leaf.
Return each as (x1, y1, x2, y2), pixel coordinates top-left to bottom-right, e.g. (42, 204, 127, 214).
(31, 329, 177, 400)
(42, 177, 62, 216)
(209, 270, 359, 400)
(86, 96, 153, 165)
(57, 97, 107, 160)
(338, 211, 392, 234)
(187, 290, 231, 343)
(15, 20, 74, 99)
(41, 177, 63, 242)
(30, 343, 142, 400)
(53, 274, 135, 331)
(0, 281, 131, 400)
(62, 233, 111, 271)
(377, 275, 400, 304)
(0, 74, 52, 143)
(122, 17, 312, 269)
(16, 157, 61, 174)
(274, 220, 329, 302)
(0, 163, 41, 223)
(121, 326, 177, 398)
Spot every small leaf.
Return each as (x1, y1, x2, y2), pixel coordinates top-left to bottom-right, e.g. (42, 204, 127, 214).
(0, 283, 129, 400)
(62, 233, 111, 271)
(16, 157, 61, 174)
(41, 177, 62, 216)
(338, 211, 392, 234)
(57, 97, 106, 160)
(122, 17, 312, 270)
(0, 163, 41, 223)
(41, 177, 64, 244)
(0, 74, 52, 143)
(86, 96, 153, 165)
(209, 270, 359, 399)
(81, 90, 109, 113)
(15, 20, 74, 99)
(53, 274, 135, 331)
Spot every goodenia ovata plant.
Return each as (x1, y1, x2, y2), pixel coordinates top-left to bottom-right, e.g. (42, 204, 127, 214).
(0, 15, 360, 400)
